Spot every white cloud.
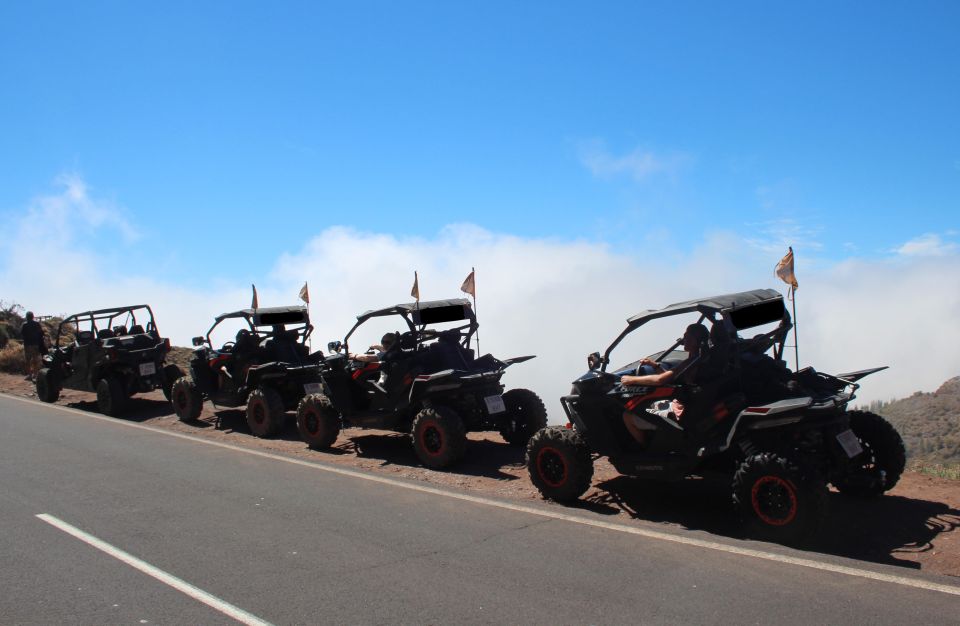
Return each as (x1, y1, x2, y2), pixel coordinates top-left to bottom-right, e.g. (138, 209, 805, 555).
(579, 140, 690, 182)
(893, 233, 958, 258)
(2, 176, 959, 418)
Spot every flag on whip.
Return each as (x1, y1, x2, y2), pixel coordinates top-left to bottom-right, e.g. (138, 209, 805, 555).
(251, 284, 259, 309)
(460, 269, 475, 297)
(298, 282, 310, 304)
(775, 246, 799, 294)
(460, 267, 479, 354)
(774, 247, 800, 370)
(411, 271, 420, 302)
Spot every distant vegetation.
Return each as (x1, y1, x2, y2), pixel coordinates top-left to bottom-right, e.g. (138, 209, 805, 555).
(862, 377, 960, 467)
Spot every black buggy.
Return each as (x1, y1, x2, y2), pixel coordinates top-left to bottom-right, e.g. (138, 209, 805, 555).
(169, 306, 326, 437)
(36, 305, 182, 416)
(296, 298, 547, 469)
(526, 289, 906, 543)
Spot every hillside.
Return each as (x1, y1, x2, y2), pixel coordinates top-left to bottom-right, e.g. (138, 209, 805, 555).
(865, 377, 960, 465)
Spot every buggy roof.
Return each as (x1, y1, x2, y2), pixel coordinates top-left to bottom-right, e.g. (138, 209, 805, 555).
(355, 298, 473, 323)
(63, 305, 153, 321)
(626, 289, 783, 326)
(214, 305, 309, 324)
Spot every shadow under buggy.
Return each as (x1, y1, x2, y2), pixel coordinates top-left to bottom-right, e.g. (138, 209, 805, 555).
(36, 305, 182, 416)
(526, 288, 906, 545)
(298, 298, 547, 469)
(170, 306, 325, 437)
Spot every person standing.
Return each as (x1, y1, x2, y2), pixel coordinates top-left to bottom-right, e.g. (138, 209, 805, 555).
(20, 311, 45, 382)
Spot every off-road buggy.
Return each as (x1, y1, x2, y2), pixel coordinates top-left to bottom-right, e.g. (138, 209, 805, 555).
(169, 306, 326, 437)
(296, 298, 547, 469)
(36, 305, 182, 416)
(526, 289, 906, 543)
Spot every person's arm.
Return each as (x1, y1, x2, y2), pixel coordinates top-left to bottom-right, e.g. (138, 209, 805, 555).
(621, 368, 676, 387)
(350, 352, 380, 363)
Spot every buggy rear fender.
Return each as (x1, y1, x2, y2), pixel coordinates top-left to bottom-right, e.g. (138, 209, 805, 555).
(834, 366, 888, 383)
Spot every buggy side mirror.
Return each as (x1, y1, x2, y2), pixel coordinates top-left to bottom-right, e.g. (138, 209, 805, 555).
(328, 340, 342, 353)
(587, 352, 601, 370)
(192, 336, 205, 347)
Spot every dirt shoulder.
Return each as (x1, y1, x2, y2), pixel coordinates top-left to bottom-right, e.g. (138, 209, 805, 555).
(2, 371, 958, 578)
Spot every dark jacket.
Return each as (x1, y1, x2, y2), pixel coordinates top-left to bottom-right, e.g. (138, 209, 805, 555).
(21, 320, 44, 347)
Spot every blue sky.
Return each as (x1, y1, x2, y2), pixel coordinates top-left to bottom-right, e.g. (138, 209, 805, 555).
(1, 2, 959, 403)
(2, 1, 958, 285)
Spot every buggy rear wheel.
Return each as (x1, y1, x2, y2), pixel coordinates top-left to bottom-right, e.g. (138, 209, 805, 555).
(411, 406, 467, 469)
(246, 387, 285, 438)
(733, 452, 827, 545)
(499, 388, 548, 447)
(36, 368, 61, 403)
(161, 364, 184, 401)
(171, 377, 203, 422)
(296, 393, 341, 450)
(526, 427, 593, 502)
(96, 376, 127, 416)
(834, 410, 906, 498)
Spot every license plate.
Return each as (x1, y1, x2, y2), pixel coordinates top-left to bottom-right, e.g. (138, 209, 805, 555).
(484, 395, 506, 414)
(836, 429, 863, 458)
(139, 362, 156, 376)
(303, 382, 323, 395)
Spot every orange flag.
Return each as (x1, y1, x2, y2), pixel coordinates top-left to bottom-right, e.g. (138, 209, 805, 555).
(460, 269, 476, 297)
(775, 247, 799, 291)
(411, 271, 420, 302)
(298, 282, 310, 304)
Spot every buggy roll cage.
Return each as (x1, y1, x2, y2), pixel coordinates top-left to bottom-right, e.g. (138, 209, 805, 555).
(201, 305, 313, 347)
(55, 305, 158, 348)
(340, 298, 477, 356)
(597, 289, 793, 374)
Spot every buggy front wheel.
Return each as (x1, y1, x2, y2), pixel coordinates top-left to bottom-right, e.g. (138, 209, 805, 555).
(246, 387, 285, 438)
(411, 406, 467, 469)
(161, 364, 184, 401)
(36, 368, 61, 403)
(526, 427, 593, 502)
(732, 452, 827, 545)
(96, 376, 127, 416)
(296, 393, 341, 450)
(171, 377, 203, 422)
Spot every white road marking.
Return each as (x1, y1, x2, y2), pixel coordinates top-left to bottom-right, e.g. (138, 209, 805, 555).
(8, 392, 960, 598)
(35, 513, 272, 626)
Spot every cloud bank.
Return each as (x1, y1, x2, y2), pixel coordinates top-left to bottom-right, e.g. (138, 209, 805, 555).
(2, 177, 959, 419)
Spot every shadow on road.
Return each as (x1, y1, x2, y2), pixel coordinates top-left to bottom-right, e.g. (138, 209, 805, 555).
(66, 397, 176, 423)
(336, 432, 524, 480)
(583, 475, 960, 569)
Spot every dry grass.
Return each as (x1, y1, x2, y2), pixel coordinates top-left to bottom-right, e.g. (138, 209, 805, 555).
(0, 340, 26, 374)
(913, 463, 960, 481)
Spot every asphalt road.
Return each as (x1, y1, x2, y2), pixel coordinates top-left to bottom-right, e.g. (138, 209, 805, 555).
(1, 394, 958, 625)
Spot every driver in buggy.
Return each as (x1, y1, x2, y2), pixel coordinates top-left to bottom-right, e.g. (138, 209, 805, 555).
(619, 322, 710, 442)
(349, 332, 398, 364)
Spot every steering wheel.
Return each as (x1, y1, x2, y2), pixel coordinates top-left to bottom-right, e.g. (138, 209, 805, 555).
(221, 341, 235, 352)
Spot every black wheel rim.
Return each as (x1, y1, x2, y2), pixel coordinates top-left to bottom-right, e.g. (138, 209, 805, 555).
(536, 447, 568, 488)
(421, 423, 443, 455)
(305, 411, 319, 435)
(252, 403, 265, 425)
(751, 476, 798, 526)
